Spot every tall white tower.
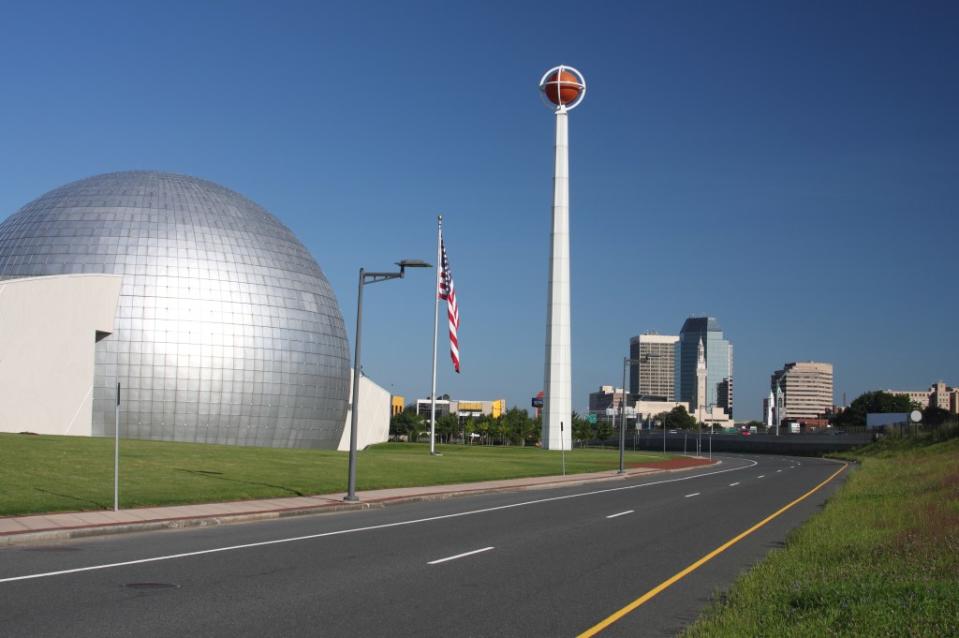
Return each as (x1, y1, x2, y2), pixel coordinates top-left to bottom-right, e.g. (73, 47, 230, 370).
(775, 384, 784, 433)
(696, 337, 707, 423)
(765, 389, 775, 427)
(539, 66, 586, 450)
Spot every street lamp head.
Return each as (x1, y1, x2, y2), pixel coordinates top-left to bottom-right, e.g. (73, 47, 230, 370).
(396, 259, 432, 274)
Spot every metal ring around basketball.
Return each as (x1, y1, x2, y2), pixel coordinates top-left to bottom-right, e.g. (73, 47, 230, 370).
(538, 65, 586, 111)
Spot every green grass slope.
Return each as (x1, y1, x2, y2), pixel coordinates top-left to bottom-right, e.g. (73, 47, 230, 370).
(685, 435, 959, 637)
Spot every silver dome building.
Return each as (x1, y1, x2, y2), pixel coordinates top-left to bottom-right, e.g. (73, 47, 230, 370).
(0, 171, 351, 448)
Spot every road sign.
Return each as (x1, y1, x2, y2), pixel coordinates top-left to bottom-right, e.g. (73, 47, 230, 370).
(910, 410, 922, 423)
(587, 413, 597, 424)
(531, 396, 544, 408)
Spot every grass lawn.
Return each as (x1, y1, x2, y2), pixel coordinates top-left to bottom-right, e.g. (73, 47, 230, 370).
(684, 433, 959, 637)
(0, 434, 671, 517)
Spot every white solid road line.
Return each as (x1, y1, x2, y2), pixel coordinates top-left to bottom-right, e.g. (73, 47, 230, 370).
(428, 547, 494, 565)
(684, 492, 700, 498)
(606, 510, 634, 519)
(729, 482, 740, 487)
(0, 458, 760, 585)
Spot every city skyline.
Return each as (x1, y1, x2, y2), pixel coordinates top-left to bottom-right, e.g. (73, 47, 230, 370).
(1, 2, 956, 420)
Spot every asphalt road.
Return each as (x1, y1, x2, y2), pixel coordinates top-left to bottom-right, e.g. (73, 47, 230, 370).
(0, 454, 847, 637)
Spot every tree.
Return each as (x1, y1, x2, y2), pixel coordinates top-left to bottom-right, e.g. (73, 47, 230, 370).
(408, 416, 428, 443)
(922, 405, 953, 427)
(490, 416, 509, 445)
(474, 415, 492, 445)
(499, 407, 522, 446)
(595, 418, 613, 442)
(390, 408, 424, 440)
(664, 405, 696, 430)
(573, 414, 593, 447)
(435, 414, 458, 444)
(515, 408, 539, 446)
(463, 416, 476, 445)
(833, 391, 915, 428)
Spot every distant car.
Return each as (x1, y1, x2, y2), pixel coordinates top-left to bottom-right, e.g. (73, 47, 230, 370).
(740, 429, 751, 437)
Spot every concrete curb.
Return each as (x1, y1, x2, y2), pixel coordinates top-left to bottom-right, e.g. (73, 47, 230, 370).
(0, 459, 719, 547)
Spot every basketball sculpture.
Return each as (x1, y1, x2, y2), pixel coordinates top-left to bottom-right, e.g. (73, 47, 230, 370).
(539, 65, 586, 110)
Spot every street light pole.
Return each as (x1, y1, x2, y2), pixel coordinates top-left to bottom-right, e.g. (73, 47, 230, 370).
(619, 358, 627, 473)
(697, 404, 705, 456)
(619, 356, 644, 474)
(345, 260, 431, 502)
(344, 268, 366, 502)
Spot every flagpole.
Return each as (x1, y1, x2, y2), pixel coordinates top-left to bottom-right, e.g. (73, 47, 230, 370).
(429, 215, 442, 455)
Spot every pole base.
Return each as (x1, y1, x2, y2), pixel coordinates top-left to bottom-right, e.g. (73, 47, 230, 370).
(430, 452, 443, 456)
(343, 495, 360, 502)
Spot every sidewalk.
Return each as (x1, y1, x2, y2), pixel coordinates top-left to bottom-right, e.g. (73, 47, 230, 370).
(0, 457, 715, 546)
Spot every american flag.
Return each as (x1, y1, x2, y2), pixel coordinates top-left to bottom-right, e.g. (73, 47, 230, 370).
(438, 236, 460, 373)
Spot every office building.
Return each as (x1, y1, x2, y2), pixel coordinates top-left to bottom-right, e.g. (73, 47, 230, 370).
(629, 333, 678, 401)
(886, 381, 958, 414)
(589, 385, 628, 414)
(678, 317, 734, 416)
(415, 397, 506, 422)
(770, 362, 834, 420)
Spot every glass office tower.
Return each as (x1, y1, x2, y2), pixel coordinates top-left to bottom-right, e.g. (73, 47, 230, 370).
(678, 317, 734, 416)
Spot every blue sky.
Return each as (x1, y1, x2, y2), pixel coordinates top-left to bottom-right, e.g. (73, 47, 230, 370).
(1, 1, 956, 419)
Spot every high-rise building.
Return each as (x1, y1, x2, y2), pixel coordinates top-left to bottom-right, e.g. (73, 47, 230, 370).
(629, 333, 678, 401)
(678, 317, 734, 417)
(770, 362, 834, 420)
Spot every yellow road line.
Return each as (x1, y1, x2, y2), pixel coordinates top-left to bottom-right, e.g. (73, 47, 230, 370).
(577, 462, 848, 637)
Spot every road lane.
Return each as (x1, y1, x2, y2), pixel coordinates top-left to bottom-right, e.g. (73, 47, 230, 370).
(0, 456, 760, 581)
(0, 455, 845, 637)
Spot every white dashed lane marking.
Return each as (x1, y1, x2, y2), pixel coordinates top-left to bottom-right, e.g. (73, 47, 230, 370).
(606, 510, 634, 519)
(428, 547, 494, 565)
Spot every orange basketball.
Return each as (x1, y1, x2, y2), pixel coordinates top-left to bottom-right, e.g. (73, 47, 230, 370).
(544, 69, 582, 106)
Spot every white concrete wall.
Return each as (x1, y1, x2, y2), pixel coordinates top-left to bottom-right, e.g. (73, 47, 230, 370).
(633, 400, 692, 420)
(0, 274, 121, 436)
(337, 370, 391, 451)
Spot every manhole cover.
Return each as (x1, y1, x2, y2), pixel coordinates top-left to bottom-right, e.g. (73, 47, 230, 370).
(124, 582, 179, 590)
